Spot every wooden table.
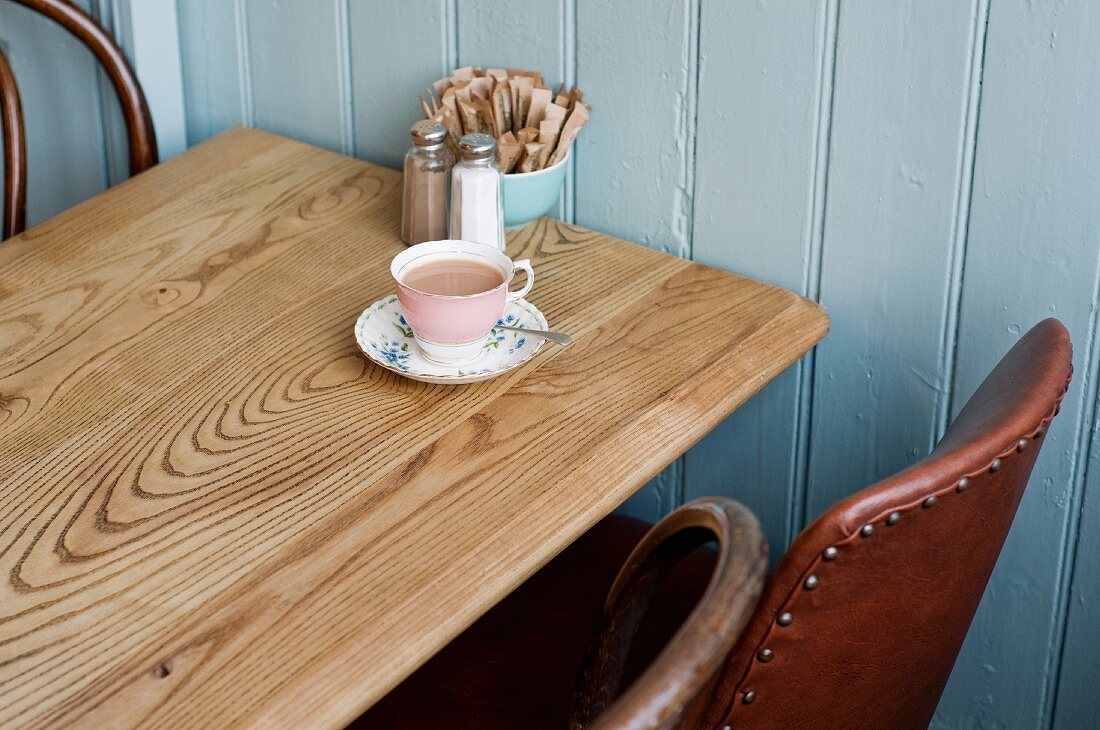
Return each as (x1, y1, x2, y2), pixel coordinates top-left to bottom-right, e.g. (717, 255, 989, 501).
(0, 129, 827, 728)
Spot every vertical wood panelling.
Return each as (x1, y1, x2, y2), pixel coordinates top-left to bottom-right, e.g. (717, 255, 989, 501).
(177, 0, 249, 144)
(456, 0, 572, 220)
(805, 1, 982, 518)
(122, 0, 187, 158)
(0, 1, 108, 228)
(457, 0, 567, 87)
(574, 0, 698, 521)
(940, 1, 1100, 726)
(457, 1, 565, 83)
(349, 1, 449, 169)
(42, 2, 1100, 724)
(245, 0, 346, 151)
(1054, 443, 1100, 726)
(685, 0, 831, 557)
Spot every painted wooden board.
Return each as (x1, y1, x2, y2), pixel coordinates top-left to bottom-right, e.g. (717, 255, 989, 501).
(805, 0, 981, 518)
(175, 0, 249, 144)
(244, 0, 349, 152)
(942, 1, 1100, 726)
(456, 0, 574, 221)
(686, 0, 831, 558)
(0, 0, 108, 228)
(574, 0, 698, 519)
(1054, 439, 1100, 726)
(457, 0, 566, 86)
(0, 129, 826, 729)
(349, 1, 450, 169)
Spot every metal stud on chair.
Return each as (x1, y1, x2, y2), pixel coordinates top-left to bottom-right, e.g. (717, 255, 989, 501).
(1017, 438, 1028, 452)
(990, 458, 1002, 472)
(823, 546, 839, 561)
(804, 575, 819, 590)
(956, 477, 970, 492)
(860, 524, 874, 537)
(777, 612, 793, 627)
(887, 511, 901, 525)
(923, 496, 937, 508)
(742, 691, 756, 705)
(757, 648, 773, 663)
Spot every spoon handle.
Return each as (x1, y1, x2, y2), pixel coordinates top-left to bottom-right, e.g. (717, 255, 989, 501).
(497, 324, 573, 346)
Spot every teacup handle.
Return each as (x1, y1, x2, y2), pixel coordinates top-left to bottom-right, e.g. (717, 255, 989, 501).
(507, 259, 535, 302)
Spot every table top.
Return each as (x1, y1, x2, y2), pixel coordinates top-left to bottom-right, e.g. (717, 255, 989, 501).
(0, 129, 827, 728)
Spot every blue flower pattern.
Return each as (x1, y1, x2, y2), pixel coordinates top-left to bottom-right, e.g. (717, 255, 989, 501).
(357, 295, 543, 380)
(369, 339, 411, 371)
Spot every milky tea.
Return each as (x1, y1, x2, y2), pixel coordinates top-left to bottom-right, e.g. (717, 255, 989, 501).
(400, 255, 504, 297)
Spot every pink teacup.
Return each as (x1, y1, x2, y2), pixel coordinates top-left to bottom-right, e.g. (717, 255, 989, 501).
(391, 240, 535, 365)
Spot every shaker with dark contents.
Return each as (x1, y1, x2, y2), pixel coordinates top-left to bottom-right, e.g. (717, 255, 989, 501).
(402, 120, 454, 245)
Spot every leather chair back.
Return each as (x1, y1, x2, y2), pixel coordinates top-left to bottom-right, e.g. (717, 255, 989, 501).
(704, 318, 1072, 729)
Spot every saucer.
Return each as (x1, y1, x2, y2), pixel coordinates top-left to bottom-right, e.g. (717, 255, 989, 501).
(354, 295, 547, 384)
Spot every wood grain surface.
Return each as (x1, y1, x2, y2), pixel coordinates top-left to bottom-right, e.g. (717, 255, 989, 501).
(0, 128, 827, 729)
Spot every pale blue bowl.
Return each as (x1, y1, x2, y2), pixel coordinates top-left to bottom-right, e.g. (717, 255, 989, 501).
(502, 149, 570, 229)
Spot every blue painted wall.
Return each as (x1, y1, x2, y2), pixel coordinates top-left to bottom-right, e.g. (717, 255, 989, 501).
(0, 0, 185, 228)
(7, 0, 1097, 726)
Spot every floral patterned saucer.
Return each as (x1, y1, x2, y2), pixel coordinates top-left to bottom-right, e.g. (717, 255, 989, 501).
(354, 295, 547, 384)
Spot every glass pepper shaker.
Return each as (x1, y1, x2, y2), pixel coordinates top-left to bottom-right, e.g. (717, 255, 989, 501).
(402, 120, 454, 245)
(449, 133, 505, 251)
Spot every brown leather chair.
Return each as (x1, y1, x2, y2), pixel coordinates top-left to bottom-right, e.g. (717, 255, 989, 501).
(359, 318, 1072, 729)
(0, 0, 157, 240)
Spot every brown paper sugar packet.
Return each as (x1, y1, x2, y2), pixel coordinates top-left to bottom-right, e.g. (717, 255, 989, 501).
(509, 77, 534, 133)
(441, 90, 462, 134)
(517, 142, 544, 173)
(455, 84, 472, 104)
(517, 126, 539, 146)
(419, 96, 433, 120)
(468, 76, 493, 101)
(569, 85, 585, 110)
(458, 99, 485, 134)
(500, 130, 518, 145)
(524, 70, 545, 88)
(491, 85, 509, 140)
(538, 118, 563, 167)
(544, 102, 567, 124)
(554, 93, 570, 109)
(499, 83, 513, 136)
(452, 66, 475, 82)
(549, 103, 588, 166)
(498, 140, 523, 173)
(431, 108, 462, 157)
(477, 97, 498, 138)
(432, 78, 452, 98)
(526, 88, 552, 129)
(486, 68, 509, 82)
(556, 82, 567, 97)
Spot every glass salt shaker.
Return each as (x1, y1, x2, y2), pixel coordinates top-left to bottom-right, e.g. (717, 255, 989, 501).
(449, 133, 504, 251)
(402, 120, 454, 245)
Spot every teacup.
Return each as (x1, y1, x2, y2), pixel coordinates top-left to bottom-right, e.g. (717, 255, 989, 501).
(391, 240, 535, 365)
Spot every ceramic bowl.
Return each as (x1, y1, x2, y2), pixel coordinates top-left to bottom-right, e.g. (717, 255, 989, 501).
(502, 148, 570, 229)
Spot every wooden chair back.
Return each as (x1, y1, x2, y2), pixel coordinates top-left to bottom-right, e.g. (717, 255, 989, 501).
(1, 0, 157, 239)
(703, 319, 1073, 729)
(571, 498, 768, 730)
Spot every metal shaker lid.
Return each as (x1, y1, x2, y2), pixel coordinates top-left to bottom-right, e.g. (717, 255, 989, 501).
(411, 120, 447, 145)
(458, 133, 496, 159)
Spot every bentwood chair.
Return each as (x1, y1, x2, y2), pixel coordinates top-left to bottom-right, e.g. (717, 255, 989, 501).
(0, 0, 157, 239)
(360, 318, 1071, 729)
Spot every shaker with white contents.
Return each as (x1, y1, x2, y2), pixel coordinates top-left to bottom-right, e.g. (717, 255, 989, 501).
(449, 133, 505, 251)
